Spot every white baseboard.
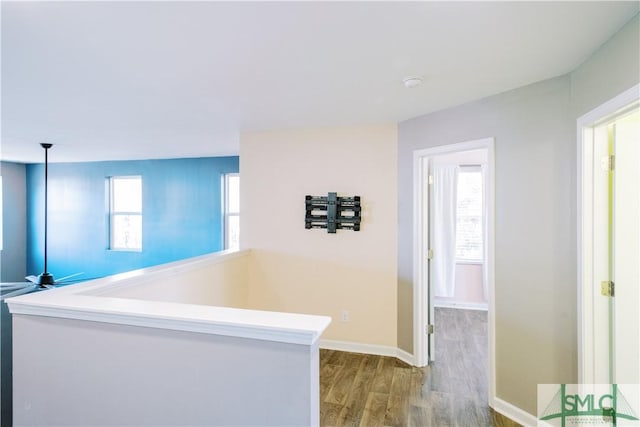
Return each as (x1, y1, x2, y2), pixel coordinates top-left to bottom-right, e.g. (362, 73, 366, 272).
(319, 339, 415, 365)
(395, 347, 415, 366)
(492, 397, 539, 427)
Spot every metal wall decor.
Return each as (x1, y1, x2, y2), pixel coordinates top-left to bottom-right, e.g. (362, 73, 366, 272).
(305, 192, 361, 233)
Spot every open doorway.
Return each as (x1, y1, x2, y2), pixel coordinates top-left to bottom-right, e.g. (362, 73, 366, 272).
(578, 84, 639, 387)
(413, 138, 495, 404)
(430, 149, 488, 311)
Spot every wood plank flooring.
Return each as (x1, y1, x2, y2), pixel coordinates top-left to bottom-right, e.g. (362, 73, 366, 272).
(320, 307, 521, 427)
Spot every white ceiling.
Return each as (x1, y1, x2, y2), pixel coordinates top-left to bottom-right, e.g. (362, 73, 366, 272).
(2, 1, 638, 163)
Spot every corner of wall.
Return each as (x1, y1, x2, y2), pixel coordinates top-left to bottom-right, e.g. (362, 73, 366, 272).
(1, 161, 27, 282)
(570, 13, 640, 117)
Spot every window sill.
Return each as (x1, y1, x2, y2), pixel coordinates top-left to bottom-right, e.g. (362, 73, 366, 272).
(456, 259, 483, 265)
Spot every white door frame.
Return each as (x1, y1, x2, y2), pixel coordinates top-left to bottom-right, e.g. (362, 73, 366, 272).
(412, 137, 496, 403)
(577, 83, 640, 384)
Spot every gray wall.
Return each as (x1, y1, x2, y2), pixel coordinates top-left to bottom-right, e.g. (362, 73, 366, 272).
(571, 14, 640, 118)
(1, 161, 26, 282)
(13, 315, 318, 426)
(1, 161, 26, 427)
(398, 76, 574, 414)
(397, 13, 639, 415)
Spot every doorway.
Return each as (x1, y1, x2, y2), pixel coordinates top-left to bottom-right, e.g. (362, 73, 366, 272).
(412, 137, 495, 403)
(578, 84, 640, 386)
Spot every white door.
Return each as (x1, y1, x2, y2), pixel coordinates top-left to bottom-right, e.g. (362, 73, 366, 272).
(581, 98, 640, 387)
(612, 107, 640, 386)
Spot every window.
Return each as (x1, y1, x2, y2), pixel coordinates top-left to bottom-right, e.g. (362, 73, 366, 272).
(224, 173, 240, 250)
(109, 176, 142, 251)
(455, 168, 483, 261)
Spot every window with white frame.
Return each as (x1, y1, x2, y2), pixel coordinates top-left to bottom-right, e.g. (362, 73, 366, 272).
(455, 168, 483, 261)
(224, 173, 239, 250)
(109, 176, 142, 251)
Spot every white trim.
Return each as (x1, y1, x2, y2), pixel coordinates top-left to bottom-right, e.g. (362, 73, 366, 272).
(413, 137, 496, 404)
(576, 83, 640, 384)
(109, 175, 143, 251)
(412, 151, 428, 367)
(491, 397, 538, 427)
(319, 339, 415, 366)
(395, 348, 415, 366)
(223, 173, 240, 250)
(576, 84, 640, 126)
(6, 250, 331, 346)
(434, 301, 488, 311)
(455, 259, 483, 265)
(11, 305, 325, 345)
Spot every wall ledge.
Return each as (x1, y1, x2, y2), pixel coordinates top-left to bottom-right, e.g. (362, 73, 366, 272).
(7, 250, 331, 346)
(80, 249, 251, 296)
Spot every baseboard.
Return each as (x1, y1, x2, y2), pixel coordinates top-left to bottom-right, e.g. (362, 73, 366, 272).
(434, 301, 488, 311)
(491, 397, 539, 427)
(319, 339, 415, 365)
(395, 347, 415, 366)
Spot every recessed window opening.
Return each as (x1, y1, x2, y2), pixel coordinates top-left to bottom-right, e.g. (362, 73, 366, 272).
(456, 166, 483, 262)
(224, 173, 240, 250)
(109, 176, 142, 251)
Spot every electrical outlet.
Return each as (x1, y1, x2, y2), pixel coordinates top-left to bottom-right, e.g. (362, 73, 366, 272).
(341, 310, 349, 322)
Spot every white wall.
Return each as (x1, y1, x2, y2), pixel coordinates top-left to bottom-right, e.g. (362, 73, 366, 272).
(241, 126, 398, 347)
(101, 250, 249, 308)
(12, 315, 318, 426)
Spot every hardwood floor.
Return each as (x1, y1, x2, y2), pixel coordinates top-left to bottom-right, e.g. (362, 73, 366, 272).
(319, 307, 521, 427)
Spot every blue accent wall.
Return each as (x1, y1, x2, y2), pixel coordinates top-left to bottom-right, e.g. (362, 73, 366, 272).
(26, 156, 239, 281)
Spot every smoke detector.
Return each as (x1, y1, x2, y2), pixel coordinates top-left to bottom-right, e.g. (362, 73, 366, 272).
(403, 76, 423, 88)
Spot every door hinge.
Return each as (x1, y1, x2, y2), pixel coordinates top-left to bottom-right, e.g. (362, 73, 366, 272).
(426, 324, 434, 335)
(428, 175, 434, 185)
(427, 249, 434, 260)
(601, 155, 615, 171)
(601, 280, 615, 297)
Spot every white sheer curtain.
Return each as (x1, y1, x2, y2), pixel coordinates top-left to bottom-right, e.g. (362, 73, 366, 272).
(432, 165, 458, 298)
